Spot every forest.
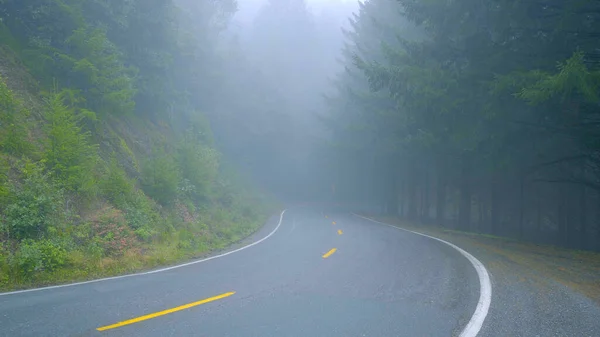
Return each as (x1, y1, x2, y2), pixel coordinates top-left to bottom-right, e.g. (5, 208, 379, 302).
(1, 0, 600, 290)
(324, 0, 600, 251)
(0, 0, 280, 290)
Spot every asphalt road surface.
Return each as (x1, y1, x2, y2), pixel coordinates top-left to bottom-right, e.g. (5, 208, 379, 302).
(0, 208, 483, 337)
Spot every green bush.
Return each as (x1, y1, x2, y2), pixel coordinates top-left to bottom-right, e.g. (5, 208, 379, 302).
(123, 190, 159, 229)
(133, 226, 156, 242)
(0, 156, 8, 204)
(0, 76, 33, 156)
(91, 208, 137, 257)
(43, 90, 99, 195)
(177, 130, 220, 199)
(140, 148, 180, 206)
(4, 160, 64, 240)
(0, 244, 9, 287)
(14, 239, 67, 276)
(101, 155, 135, 207)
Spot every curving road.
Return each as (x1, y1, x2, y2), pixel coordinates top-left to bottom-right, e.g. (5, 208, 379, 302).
(0, 208, 486, 337)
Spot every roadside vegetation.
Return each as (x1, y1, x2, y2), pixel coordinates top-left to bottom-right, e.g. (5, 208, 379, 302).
(0, 0, 274, 291)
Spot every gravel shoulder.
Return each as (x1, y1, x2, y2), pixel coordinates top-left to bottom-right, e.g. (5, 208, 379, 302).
(370, 216, 600, 337)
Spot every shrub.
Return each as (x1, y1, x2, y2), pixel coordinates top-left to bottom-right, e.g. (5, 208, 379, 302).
(4, 160, 64, 240)
(0, 244, 9, 286)
(123, 190, 159, 229)
(134, 226, 155, 242)
(140, 148, 180, 206)
(43, 90, 99, 195)
(177, 130, 220, 199)
(0, 156, 8, 204)
(0, 76, 33, 156)
(101, 155, 135, 207)
(91, 208, 137, 257)
(14, 239, 67, 276)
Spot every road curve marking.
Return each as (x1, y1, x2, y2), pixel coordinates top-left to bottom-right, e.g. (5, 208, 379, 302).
(0, 210, 289, 297)
(337, 229, 343, 235)
(322, 248, 337, 258)
(97, 292, 235, 331)
(353, 214, 491, 337)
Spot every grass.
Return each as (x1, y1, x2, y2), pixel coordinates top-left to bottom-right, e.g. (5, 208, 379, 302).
(370, 215, 600, 304)
(0, 211, 270, 292)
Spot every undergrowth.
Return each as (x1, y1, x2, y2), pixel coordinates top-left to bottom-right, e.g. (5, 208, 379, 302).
(0, 74, 273, 292)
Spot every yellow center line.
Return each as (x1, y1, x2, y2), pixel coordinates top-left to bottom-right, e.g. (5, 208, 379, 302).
(322, 248, 337, 258)
(337, 229, 343, 235)
(96, 291, 236, 331)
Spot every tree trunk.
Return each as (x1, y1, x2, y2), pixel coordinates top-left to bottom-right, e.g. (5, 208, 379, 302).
(518, 173, 525, 239)
(536, 183, 542, 233)
(478, 194, 485, 232)
(579, 184, 587, 249)
(491, 173, 500, 235)
(458, 159, 471, 231)
(558, 183, 568, 246)
(407, 163, 418, 221)
(436, 167, 446, 226)
(421, 169, 430, 222)
(578, 159, 587, 249)
(398, 175, 405, 218)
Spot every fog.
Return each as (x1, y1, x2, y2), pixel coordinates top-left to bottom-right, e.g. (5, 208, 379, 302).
(204, 0, 600, 251)
(207, 0, 358, 203)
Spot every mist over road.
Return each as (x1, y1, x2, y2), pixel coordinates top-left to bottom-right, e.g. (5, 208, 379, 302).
(0, 208, 481, 337)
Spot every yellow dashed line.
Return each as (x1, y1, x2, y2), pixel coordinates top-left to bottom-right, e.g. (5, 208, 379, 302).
(322, 248, 337, 258)
(96, 292, 235, 331)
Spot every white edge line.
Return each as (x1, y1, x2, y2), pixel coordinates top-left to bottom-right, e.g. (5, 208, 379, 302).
(0, 209, 288, 297)
(352, 213, 491, 337)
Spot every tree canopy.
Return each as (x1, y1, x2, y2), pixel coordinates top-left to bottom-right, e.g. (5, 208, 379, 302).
(323, 0, 600, 250)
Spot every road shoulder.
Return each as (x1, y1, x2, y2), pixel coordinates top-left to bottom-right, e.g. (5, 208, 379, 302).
(0, 210, 284, 295)
(370, 216, 600, 337)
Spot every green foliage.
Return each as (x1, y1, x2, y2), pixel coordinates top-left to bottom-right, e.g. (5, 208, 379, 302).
(0, 0, 275, 291)
(0, 75, 33, 156)
(122, 191, 160, 242)
(65, 26, 136, 115)
(1, 0, 136, 116)
(140, 147, 180, 206)
(90, 207, 137, 257)
(0, 156, 8, 203)
(100, 155, 135, 207)
(177, 130, 220, 199)
(43, 90, 99, 194)
(519, 52, 600, 105)
(14, 239, 68, 276)
(3, 160, 64, 241)
(119, 137, 138, 172)
(0, 244, 8, 287)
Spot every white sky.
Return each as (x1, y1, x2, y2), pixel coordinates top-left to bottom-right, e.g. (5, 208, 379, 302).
(236, 0, 358, 23)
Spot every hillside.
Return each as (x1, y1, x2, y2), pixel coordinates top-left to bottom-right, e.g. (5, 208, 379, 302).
(0, 0, 274, 291)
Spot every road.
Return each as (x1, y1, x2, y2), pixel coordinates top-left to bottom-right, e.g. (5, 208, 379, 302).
(0, 208, 484, 337)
